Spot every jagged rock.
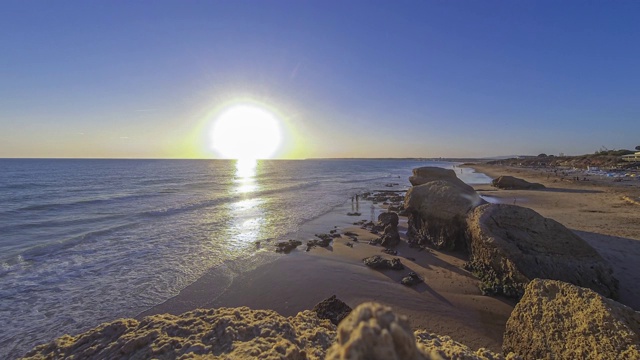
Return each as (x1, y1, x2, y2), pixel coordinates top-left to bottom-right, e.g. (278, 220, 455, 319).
(466, 204, 618, 299)
(378, 212, 399, 228)
(382, 248, 397, 255)
(405, 179, 485, 250)
(312, 295, 352, 326)
(401, 272, 423, 286)
(504, 279, 640, 359)
(363, 255, 404, 270)
(409, 166, 467, 187)
(275, 240, 302, 253)
(326, 302, 511, 360)
(23, 307, 336, 360)
(491, 175, 545, 190)
(380, 224, 401, 248)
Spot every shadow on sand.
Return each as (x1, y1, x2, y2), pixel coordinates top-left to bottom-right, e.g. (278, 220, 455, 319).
(575, 230, 640, 311)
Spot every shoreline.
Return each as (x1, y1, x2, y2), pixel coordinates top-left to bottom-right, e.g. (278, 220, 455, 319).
(140, 181, 514, 352)
(137, 162, 640, 353)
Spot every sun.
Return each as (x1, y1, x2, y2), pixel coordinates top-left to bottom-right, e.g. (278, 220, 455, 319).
(210, 105, 282, 160)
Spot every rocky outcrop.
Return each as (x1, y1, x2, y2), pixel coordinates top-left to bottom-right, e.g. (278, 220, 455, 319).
(380, 224, 401, 247)
(401, 272, 423, 287)
(409, 167, 468, 188)
(276, 240, 302, 253)
(23, 307, 336, 360)
(504, 279, 640, 359)
(312, 295, 352, 326)
(326, 302, 510, 360)
(378, 212, 399, 228)
(405, 179, 485, 250)
(491, 176, 545, 190)
(363, 255, 404, 270)
(22, 302, 513, 360)
(466, 204, 618, 299)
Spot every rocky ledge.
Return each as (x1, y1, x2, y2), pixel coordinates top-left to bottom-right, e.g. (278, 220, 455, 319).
(23, 301, 509, 360)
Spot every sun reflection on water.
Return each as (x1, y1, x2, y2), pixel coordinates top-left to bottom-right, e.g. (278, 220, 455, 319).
(227, 159, 266, 249)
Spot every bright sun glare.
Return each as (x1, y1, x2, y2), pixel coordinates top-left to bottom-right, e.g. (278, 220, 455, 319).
(211, 105, 282, 160)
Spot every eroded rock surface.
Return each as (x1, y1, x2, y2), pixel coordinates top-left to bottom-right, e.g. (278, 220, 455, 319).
(504, 279, 640, 359)
(466, 204, 618, 299)
(23, 307, 336, 360)
(491, 175, 545, 190)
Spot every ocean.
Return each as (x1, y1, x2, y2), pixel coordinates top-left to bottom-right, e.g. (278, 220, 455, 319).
(0, 159, 491, 358)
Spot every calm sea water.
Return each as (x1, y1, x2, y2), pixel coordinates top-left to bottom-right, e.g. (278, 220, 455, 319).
(0, 159, 490, 358)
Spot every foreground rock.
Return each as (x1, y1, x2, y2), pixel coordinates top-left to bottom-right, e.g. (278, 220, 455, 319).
(25, 302, 512, 360)
(504, 279, 640, 359)
(466, 204, 618, 299)
(23, 307, 336, 360)
(401, 272, 423, 287)
(327, 302, 511, 360)
(491, 175, 545, 190)
(312, 295, 352, 326)
(405, 179, 485, 250)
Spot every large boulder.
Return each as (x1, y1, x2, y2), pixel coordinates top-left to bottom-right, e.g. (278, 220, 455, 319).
(491, 176, 545, 190)
(312, 295, 352, 326)
(504, 279, 640, 359)
(466, 204, 618, 299)
(409, 166, 467, 187)
(404, 180, 485, 250)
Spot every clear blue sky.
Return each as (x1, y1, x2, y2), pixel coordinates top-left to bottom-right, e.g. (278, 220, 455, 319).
(1, 1, 638, 158)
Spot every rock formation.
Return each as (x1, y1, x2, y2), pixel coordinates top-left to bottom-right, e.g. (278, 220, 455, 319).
(409, 167, 469, 188)
(23, 307, 336, 360)
(504, 279, 640, 359)
(491, 176, 545, 190)
(380, 224, 401, 247)
(363, 255, 404, 270)
(276, 240, 303, 253)
(378, 212, 399, 228)
(312, 295, 352, 326)
(466, 204, 618, 299)
(404, 179, 485, 250)
(24, 302, 512, 360)
(377, 212, 401, 247)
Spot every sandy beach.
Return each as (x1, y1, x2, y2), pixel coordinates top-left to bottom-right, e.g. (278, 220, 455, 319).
(140, 163, 640, 353)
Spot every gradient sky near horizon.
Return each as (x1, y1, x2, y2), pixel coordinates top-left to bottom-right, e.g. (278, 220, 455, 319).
(1, 1, 639, 159)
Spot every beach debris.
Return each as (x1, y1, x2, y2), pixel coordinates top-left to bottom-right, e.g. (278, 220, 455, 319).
(275, 240, 302, 254)
(492, 175, 545, 190)
(312, 295, 352, 326)
(345, 242, 353, 248)
(401, 272, 423, 286)
(466, 203, 619, 299)
(329, 229, 337, 234)
(346, 212, 361, 216)
(381, 248, 397, 255)
(504, 279, 640, 359)
(363, 255, 404, 270)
